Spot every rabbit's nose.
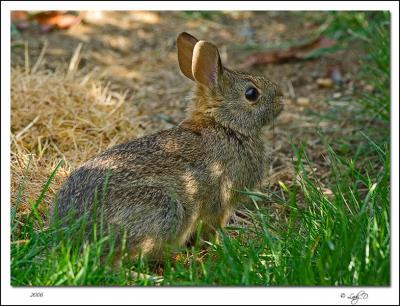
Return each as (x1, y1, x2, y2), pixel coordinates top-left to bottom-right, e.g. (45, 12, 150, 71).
(269, 84, 285, 114)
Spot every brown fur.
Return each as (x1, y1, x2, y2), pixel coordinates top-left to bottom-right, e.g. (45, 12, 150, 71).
(54, 32, 284, 261)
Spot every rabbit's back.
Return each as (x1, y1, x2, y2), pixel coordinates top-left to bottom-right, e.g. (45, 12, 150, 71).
(56, 127, 204, 219)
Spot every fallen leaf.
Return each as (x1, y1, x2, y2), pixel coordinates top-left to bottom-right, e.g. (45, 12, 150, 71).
(11, 11, 28, 21)
(242, 36, 337, 67)
(12, 11, 30, 31)
(32, 11, 82, 31)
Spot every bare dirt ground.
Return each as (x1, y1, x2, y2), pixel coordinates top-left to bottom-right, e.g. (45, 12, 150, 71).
(11, 11, 365, 225)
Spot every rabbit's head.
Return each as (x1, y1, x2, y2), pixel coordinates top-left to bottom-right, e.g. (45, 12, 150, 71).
(177, 32, 284, 137)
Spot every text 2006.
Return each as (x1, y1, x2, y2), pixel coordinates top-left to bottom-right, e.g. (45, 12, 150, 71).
(30, 292, 44, 297)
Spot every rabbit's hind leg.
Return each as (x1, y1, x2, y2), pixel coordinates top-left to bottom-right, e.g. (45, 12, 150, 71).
(200, 207, 233, 244)
(115, 186, 186, 262)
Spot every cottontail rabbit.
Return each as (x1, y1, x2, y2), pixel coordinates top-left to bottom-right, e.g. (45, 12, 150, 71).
(55, 32, 284, 261)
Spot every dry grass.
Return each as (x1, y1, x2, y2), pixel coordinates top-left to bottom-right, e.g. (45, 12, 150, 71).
(11, 46, 140, 218)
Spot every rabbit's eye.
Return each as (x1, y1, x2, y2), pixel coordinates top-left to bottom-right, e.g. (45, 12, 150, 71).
(245, 87, 259, 102)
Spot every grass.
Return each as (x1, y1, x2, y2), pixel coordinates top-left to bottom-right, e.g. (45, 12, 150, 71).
(11, 12, 390, 286)
(11, 134, 390, 286)
(161, 131, 390, 286)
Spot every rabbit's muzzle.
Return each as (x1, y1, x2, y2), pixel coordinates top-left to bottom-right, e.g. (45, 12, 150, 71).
(271, 86, 285, 117)
(273, 95, 284, 117)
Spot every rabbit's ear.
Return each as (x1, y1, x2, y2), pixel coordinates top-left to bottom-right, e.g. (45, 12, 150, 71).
(177, 32, 198, 81)
(192, 41, 222, 90)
